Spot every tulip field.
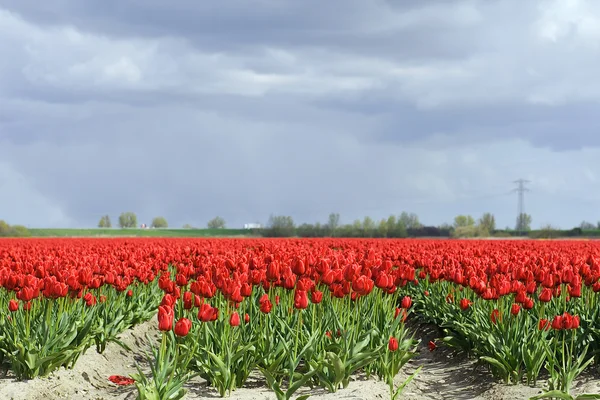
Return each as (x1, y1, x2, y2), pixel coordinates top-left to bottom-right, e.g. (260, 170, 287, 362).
(2, 238, 600, 400)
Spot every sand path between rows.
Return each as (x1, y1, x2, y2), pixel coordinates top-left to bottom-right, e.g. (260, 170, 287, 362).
(1, 321, 599, 400)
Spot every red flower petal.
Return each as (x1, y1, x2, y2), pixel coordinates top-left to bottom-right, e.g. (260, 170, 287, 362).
(108, 375, 135, 386)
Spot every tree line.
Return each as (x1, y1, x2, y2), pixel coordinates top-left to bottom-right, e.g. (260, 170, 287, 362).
(260, 211, 536, 238)
(0, 220, 31, 237)
(96, 211, 534, 237)
(97, 213, 227, 229)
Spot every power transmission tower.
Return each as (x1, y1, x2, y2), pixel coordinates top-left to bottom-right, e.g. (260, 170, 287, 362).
(512, 179, 530, 235)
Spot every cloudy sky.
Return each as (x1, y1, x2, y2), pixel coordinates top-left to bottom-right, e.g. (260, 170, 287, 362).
(1, 0, 599, 230)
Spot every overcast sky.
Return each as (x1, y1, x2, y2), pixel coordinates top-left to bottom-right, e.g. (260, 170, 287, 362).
(1, 0, 599, 230)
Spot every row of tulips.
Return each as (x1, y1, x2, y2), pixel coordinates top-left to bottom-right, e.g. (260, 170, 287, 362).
(135, 267, 419, 400)
(0, 239, 169, 378)
(5, 238, 600, 399)
(0, 279, 164, 379)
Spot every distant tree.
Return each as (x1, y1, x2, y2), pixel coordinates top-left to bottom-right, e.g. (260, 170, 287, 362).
(296, 223, 313, 237)
(451, 225, 479, 238)
(0, 220, 30, 237)
(118, 212, 138, 228)
(207, 216, 226, 229)
(394, 216, 408, 238)
(351, 219, 362, 237)
(478, 213, 496, 232)
(580, 221, 596, 230)
(515, 213, 532, 232)
(151, 216, 168, 228)
(399, 212, 421, 230)
(327, 213, 340, 236)
(98, 215, 112, 228)
(376, 219, 388, 238)
(539, 224, 558, 239)
(314, 222, 324, 236)
(264, 215, 295, 237)
(454, 215, 475, 228)
(0, 220, 9, 236)
(362, 216, 375, 237)
(182, 224, 195, 229)
(9, 225, 31, 237)
(385, 215, 397, 235)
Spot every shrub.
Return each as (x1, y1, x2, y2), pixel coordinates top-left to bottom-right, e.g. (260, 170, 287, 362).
(151, 217, 168, 229)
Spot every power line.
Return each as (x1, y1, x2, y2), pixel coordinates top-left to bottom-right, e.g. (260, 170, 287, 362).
(512, 179, 530, 235)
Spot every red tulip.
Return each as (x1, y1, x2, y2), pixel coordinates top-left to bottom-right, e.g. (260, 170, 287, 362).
(157, 305, 174, 331)
(510, 304, 520, 316)
(229, 312, 240, 327)
(459, 298, 472, 310)
(8, 299, 18, 312)
(490, 309, 501, 324)
(428, 340, 436, 351)
(311, 290, 323, 304)
(109, 375, 135, 386)
(174, 317, 192, 337)
(294, 290, 309, 309)
(388, 337, 399, 352)
(260, 299, 272, 314)
(538, 288, 552, 302)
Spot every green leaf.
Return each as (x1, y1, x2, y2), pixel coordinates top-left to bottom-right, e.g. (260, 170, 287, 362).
(286, 368, 318, 398)
(480, 356, 508, 376)
(529, 390, 574, 400)
(332, 357, 345, 382)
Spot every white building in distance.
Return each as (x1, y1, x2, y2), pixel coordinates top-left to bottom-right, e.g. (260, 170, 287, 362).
(244, 223, 262, 229)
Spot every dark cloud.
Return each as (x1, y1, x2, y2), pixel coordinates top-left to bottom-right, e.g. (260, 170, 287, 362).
(0, 0, 502, 60)
(1, 0, 600, 229)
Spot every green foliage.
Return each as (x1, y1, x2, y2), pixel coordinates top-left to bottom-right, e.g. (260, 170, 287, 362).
(535, 224, 559, 239)
(263, 215, 296, 237)
(453, 215, 475, 228)
(296, 223, 325, 238)
(580, 221, 596, 230)
(0, 220, 10, 236)
(478, 213, 496, 233)
(207, 216, 226, 229)
(376, 219, 388, 238)
(27, 228, 251, 238)
(133, 332, 194, 400)
(289, 212, 451, 239)
(98, 215, 112, 228)
(0, 220, 31, 237)
(451, 226, 479, 238)
(118, 212, 138, 228)
(398, 212, 421, 230)
(151, 216, 168, 229)
(327, 213, 340, 236)
(362, 217, 375, 238)
(9, 225, 31, 237)
(516, 213, 532, 232)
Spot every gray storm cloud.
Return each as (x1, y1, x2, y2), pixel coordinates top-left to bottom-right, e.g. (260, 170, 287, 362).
(1, 0, 600, 229)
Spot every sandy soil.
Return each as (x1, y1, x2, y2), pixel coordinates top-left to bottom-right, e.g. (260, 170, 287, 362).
(1, 322, 599, 400)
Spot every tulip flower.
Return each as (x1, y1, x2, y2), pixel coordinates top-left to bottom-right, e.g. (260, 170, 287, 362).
(8, 299, 18, 312)
(157, 305, 174, 331)
(229, 312, 240, 327)
(388, 337, 399, 352)
(174, 318, 192, 337)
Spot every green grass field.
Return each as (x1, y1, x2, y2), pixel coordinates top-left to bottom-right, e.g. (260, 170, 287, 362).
(26, 228, 255, 238)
